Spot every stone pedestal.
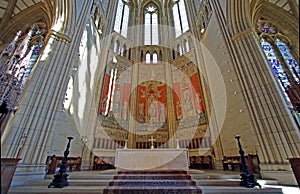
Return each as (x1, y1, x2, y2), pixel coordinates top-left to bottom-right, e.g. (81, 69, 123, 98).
(289, 158, 300, 187)
(1, 158, 21, 194)
(115, 149, 189, 171)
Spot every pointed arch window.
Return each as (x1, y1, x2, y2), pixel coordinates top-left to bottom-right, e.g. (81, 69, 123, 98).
(144, 4, 159, 45)
(0, 26, 44, 130)
(184, 39, 190, 52)
(172, 0, 189, 37)
(114, 0, 130, 37)
(153, 52, 158, 63)
(146, 52, 151, 63)
(257, 19, 300, 124)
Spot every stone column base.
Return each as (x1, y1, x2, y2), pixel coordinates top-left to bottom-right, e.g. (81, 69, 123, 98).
(11, 164, 47, 186)
(260, 170, 297, 186)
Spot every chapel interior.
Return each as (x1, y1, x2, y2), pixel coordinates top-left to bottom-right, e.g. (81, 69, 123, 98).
(0, 0, 299, 192)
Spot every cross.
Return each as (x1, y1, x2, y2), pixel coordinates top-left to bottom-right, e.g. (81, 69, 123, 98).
(149, 136, 156, 149)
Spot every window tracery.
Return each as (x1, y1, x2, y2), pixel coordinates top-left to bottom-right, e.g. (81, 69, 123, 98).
(114, 0, 130, 37)
(172, 0, 189, 38)
(257, 18, 300, 124)
(0, 25, 45, 130)
(144, 4, 159, 45)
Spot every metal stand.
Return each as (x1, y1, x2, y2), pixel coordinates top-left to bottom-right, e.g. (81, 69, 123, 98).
(235, 135, 261, 188)
(48, 137, 74, 188)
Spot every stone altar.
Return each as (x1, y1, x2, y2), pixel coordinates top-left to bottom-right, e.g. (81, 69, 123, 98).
(115, 148, 189, 170)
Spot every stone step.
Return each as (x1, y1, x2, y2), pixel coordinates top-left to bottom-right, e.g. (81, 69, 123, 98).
(37, 178, 281, 187)
(117, 169, 188, 174)
(8, 185, 284, 194)
(108, 179, 197, 187)
(200, 186, 282, 194)
(113, 174, 192, 180)
(103, 186, 203, 194)
(9, 185, 107, 194)
(29, 179, 112, 187)
(8, 170, 286, 194)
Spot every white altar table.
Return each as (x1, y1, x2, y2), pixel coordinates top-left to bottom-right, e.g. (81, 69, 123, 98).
(115, 148, 189, 171)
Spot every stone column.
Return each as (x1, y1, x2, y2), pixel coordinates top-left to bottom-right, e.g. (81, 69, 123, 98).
(164, 49, 177, 148)
(127, 48, 139, 149)
(216, 0, 300, 172)
(0, 0, 92, 185)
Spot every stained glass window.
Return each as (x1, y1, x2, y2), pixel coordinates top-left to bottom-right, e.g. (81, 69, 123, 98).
(260, 38, 291, 103)
(258, 18, 300, 122)
(275, 40, 300, 83)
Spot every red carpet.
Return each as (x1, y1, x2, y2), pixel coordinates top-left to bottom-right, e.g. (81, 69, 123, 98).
(103, 170, 202, 194)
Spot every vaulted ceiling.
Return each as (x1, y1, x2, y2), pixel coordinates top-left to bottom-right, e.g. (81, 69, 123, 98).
(266, 0, 299, 14)
(0, 0, 298, 48)
(0, 0, 43, 19)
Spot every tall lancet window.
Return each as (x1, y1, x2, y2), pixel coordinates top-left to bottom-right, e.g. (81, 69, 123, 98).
(257, 18, 300, 126)
(144, 4, 159, 45)
(172, 0, 189, 37)
(114, 0, 130, 37)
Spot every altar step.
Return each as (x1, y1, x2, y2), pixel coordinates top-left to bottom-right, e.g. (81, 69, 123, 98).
(7, 169, 289, 194)
(103, 170, 202, 194)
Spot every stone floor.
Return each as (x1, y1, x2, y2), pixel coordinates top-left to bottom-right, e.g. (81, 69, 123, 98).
(8, 169, 300, 194)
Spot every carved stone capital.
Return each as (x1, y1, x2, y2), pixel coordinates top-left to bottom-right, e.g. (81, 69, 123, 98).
(48, 30, 71, 44)
(232, 28, 255, 41)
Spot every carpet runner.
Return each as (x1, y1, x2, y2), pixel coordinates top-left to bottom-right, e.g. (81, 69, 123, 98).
(103, 170, 202, 194)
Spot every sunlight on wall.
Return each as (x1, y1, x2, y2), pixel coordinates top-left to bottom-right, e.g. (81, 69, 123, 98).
(63, 77, 73, 112)
(52, 12, 65, 32)
(40, 37, 54, 61)
(71, 19, 103, 131)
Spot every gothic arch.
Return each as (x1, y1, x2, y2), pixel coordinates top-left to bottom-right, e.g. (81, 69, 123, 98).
(141, 0, 162, 11)
(0, 2, 53, 50)
(249, 0, 299, 53)
(140, 0, 162, 22)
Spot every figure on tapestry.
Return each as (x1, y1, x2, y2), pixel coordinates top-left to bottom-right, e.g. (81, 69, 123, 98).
(113, 90, 121, 119)
(182, 90, 194, 118)
(148, 102, 159, 123)
(195, 93, 203, 114)
(122, 101, 128, 120)
(100, 95, 108, 115)
(138, 102, 145, 121)
(176, 101, 182, 119)
(159, 104, 166, 122)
